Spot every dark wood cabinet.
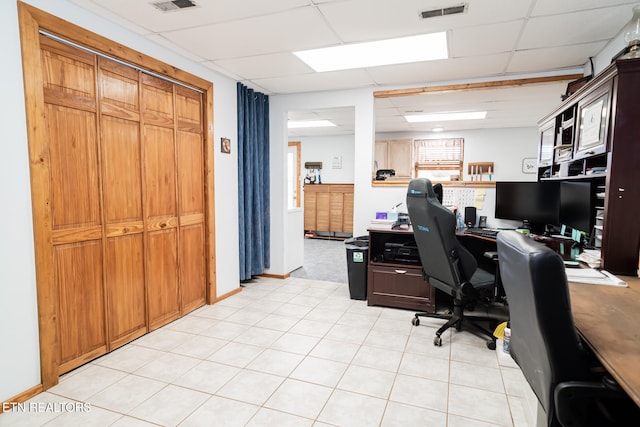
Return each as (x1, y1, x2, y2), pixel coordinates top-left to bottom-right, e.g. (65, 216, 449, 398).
(538, 59, 640, 275)
(366, 229, 435, 312)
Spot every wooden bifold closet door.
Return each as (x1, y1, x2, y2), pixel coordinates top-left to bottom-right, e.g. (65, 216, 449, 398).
(40, 35, 206, 373)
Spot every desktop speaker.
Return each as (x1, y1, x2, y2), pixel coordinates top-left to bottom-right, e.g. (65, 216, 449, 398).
(464, 206, 477, 228)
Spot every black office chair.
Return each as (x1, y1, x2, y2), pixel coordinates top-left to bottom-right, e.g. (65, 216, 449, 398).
(406, 178, 500, 349)
(496, 230, 640, 427)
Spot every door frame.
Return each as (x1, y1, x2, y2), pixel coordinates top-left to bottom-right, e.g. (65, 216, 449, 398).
(17, 2, 216, 390)
(287, 141, 301, 209)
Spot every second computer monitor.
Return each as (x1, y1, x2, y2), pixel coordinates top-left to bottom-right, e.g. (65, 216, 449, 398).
(559, 181, 593, 234)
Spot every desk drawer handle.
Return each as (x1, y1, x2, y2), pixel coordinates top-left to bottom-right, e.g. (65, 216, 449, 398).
(395, 269, 407, 274)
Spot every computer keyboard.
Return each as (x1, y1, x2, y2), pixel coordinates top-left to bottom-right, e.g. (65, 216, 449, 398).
(464, 228, 500, 239)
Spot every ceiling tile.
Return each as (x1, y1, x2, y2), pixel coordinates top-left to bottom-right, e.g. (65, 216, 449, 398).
(531, 0, 639, 16)
(508, 42, 607, 74)
(162, 7, 340, 60)
(518, 6, 632, 50)
(367, 53, 511, 86)
(318, 0, 532, 42)
(212, 53, 312, 80)
(72, 0, 311, 33)
(451, 20, 524, 57)
(70, 0, 151, 34)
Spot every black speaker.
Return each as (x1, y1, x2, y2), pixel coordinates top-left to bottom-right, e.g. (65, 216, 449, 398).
(478, 216, 487, 228)
(464, 206, 477, 228)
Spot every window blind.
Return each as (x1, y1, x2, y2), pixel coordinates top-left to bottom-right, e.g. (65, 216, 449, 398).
(413, 138, 464, 164)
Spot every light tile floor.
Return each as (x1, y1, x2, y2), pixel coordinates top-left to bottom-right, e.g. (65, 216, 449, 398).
(0, 277, 528, 427)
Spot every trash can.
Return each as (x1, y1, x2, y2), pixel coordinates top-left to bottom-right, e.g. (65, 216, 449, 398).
(345, 236, 369, 300)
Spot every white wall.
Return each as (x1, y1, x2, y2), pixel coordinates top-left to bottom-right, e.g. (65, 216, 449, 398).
(0, 0, 40, 405)
(1, 0, 240, 402)
(296, 134, 356, 185)
(592, 20, 632, 74)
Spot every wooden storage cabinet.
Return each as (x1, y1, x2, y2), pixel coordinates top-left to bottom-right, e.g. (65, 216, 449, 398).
(366, 229, 435, 312)
(304, 184, 354, 236)
(537, 58, 640, 275)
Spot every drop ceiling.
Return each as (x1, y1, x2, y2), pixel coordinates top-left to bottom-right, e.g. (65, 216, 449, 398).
(68, 0, 640, 135)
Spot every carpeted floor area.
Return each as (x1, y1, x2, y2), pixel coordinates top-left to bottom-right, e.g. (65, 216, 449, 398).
(290, 238, 350, 283)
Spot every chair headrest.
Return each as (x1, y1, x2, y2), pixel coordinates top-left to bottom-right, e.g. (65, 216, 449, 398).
(407, 178, 436, 199)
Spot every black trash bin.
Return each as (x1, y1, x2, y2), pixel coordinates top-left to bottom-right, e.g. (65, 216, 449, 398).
(344, 236, 369, 300)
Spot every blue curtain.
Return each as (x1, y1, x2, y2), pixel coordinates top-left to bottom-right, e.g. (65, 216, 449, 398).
(237, 83, 270, 281)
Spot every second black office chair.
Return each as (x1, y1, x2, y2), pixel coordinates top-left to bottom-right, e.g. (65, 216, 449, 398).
(406, 178, 500, 349)
(497, 230, 640, 426)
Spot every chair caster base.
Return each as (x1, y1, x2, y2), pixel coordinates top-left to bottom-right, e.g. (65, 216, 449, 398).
(487, 340, 496, 350)
(412, 317, 420, 326)
(434, 336, 442, 346)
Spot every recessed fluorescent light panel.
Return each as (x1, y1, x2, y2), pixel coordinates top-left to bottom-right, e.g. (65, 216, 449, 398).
(293, 32, 448, 72)
(405, 111, 487, 123)
(288, 120, 336, 129)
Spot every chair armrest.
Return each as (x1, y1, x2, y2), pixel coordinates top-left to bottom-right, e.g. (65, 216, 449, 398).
(483, 251, 498, 260)
(554, 377, 640, 426)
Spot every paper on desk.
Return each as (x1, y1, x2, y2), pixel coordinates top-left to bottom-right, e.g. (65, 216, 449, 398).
(565, 268, 628, 287)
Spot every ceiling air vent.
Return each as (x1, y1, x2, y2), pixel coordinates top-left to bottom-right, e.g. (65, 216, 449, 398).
(152, 0, 197, 12)
(420, 3, 468, 19)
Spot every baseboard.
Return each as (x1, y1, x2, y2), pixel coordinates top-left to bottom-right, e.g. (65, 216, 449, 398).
(213, 287, 242, 303)
(1, 384, 43, 413)
(259, 273, 290, 280)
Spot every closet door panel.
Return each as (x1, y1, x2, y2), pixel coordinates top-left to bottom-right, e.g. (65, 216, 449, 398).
(99, 58, 140, 121)
(147, 228, 180, 329)
(105, 234, 146, 348)
(180, 224, 206, 312)
(55, 241, 106, 372)
(142, 75, 174, 127)
(40, 36, 96, 111)
(46, 105, 100, 233)
(176, 97, 206, 312)
(177, 130, 204, 216)
(143, 125, 177, 222)
(101, 116, 143, 224)
(176, 86, 202, 133)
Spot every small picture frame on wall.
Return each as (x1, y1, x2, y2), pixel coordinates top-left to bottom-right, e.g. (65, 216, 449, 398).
(221, 137, 231, 154)
(522, 157, 537, 174)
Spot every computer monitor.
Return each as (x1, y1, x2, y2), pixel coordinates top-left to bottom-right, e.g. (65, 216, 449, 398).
(559, 181, 593, 234)
(495, 181, 560, 232)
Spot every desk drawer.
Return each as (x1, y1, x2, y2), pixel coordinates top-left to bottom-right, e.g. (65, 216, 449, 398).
(367, 264, 435, 312)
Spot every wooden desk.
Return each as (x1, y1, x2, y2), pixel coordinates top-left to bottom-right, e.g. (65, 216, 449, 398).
(569, 276, 640, 406)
